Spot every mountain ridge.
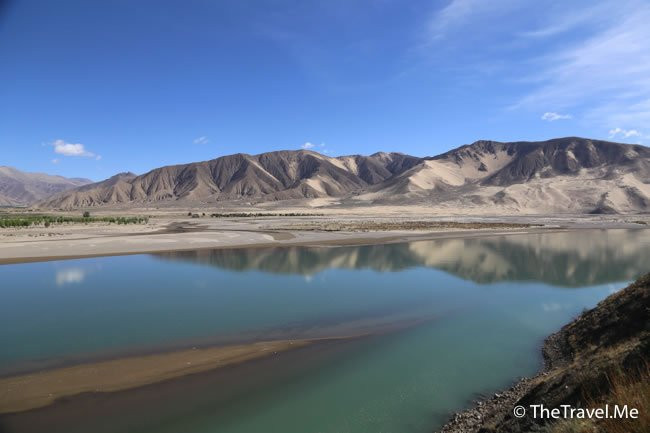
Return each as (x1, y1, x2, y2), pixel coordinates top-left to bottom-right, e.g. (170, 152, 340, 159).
(0, 166, 92, 207)
(26, 137, 650, 213)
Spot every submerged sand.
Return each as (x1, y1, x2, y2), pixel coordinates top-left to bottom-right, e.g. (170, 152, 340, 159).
(0, 338, 325, 414)
(0, 313, 438, 415)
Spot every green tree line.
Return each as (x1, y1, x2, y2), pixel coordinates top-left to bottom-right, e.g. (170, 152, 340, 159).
(0, 215, 149, 228)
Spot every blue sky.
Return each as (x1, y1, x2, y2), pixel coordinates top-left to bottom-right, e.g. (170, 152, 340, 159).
(1, 0, 649, 180)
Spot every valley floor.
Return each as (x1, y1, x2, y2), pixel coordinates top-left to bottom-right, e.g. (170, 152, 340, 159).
(0, 208, 646, 264)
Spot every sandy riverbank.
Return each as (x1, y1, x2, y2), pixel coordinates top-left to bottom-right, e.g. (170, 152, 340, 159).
(1, 211, 646, 264)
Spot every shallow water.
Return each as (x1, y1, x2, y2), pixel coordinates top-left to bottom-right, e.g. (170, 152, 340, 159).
(1, 229, 649, 433)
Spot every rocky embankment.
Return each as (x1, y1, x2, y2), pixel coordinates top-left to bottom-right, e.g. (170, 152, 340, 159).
(438, 273, 650, 433)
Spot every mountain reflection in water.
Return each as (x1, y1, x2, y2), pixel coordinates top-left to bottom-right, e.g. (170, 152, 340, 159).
(154, 229, 650, 287)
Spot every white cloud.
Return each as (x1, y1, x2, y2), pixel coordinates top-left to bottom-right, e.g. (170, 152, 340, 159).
(51, 158, 59, 164)
(541, 112, 572, 121)
(52, 139, 99, 159)
(193, 136, 209, 144)
(609, 127, 642, 139)
(301, 142, 328, 152)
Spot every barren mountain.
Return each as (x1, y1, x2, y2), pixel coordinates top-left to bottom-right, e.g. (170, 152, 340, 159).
(355, 137, 650, 214)
(0, 166, 92, 206)
(38, 151, 421, 208)
(37, 137, 650, 213)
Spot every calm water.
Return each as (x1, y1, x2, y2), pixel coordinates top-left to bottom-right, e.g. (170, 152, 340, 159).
(1, 229, 649, 433)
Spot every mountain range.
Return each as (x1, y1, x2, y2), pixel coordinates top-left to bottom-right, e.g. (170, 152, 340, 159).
(0, 166, 91, 207)
(7, 137, 650, 213)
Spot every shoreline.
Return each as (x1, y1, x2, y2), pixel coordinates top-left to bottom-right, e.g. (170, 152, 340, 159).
(437, 343, 553, 433)
(436, 273, 650, 433)
(0, 229, 542, 265)
(1, 212, 646, 265)
(2, 222, 645, 265)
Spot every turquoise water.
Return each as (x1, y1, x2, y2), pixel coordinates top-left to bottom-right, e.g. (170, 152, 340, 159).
(1, 229, 649, 433)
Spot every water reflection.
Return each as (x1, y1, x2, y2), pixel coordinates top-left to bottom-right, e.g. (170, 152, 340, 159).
(2, 229, 648, 433)
(155, 229, 650, 287)
(55, 268, 86, 286)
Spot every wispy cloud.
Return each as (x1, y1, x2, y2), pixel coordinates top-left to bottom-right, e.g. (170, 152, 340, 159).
(51, 158, 60, 164)
(428, 0, 479, 39)
(516, 1, 650, 132)
(519, 4, 607, 39)
(193, 136, 209, 144)
(427, 0, 517, 40)
(541, 112, 572, 121)
(52, 139, 100, 160)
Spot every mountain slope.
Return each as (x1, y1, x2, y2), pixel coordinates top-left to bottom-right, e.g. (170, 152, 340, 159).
(357, 137, 650, 214)
(0, 167, 92, 206)
(36, 137, 650, 213)
(38, 150, 421, 208)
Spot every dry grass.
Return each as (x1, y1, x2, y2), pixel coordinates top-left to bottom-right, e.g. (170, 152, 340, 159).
(543, 364, 649, 433)
(542, 418, 598, 433)
(592, 365, 650, 433)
